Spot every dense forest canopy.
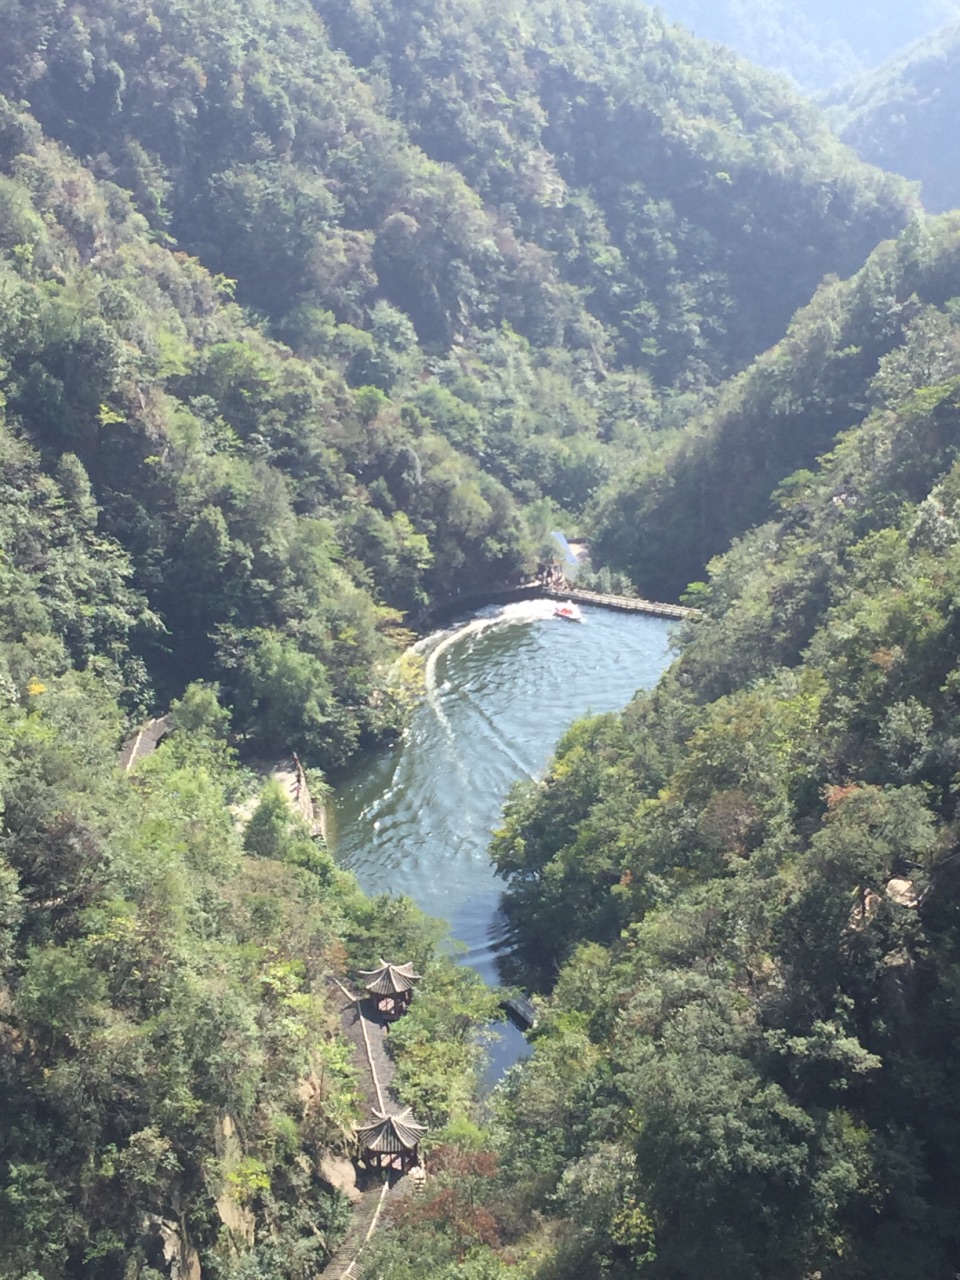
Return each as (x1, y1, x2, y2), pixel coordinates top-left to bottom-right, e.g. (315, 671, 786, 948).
(0, 0, 918, 749)
(0, 0, 914, 390)
(0, 89, 541, 764)
(825, 22, 960, 214)
(3, 0, 960, 1277)
(0, 662, 497, 1277)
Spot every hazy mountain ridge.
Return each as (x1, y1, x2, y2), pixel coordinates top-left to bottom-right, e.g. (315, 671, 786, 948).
(0, 0, 915, 389)
(825, 22, 960, 213)
(645, 0, 960, 90)
(0, 0, 921, 743)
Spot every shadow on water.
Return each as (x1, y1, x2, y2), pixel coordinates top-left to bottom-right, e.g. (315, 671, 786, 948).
(329, 599, 674, 1081)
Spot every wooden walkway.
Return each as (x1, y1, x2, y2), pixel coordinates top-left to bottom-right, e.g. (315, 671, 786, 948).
(416, 581, 697, 627)
(542, 585, 695, 620)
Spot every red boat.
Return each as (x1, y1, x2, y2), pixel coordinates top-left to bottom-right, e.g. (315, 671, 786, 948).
(554, 601, 583, 623)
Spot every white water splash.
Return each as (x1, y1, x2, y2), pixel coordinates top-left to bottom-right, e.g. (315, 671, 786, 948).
(422, 618, 493, 740)
(419, 598, 560, 739)
(496, 598, 560, 624)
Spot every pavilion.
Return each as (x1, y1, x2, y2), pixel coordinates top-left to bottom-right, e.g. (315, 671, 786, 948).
(355, 1107, 427, 1173)
(359, 959, 421, 1019)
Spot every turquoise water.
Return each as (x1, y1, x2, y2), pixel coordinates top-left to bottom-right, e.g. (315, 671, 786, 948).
(328, 598, 674, 1077)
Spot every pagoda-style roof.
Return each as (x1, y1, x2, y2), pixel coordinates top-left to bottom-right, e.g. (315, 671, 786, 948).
(355, 1108, 427, 1154)
(359, 959, 422, 996)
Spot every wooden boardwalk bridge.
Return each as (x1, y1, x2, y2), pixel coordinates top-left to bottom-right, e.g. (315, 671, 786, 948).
(417, 581, 698, 627)
(541, 585, 694, 620)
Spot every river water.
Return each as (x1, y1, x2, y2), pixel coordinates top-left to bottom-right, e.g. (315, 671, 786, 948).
(328, 598, 674, 1078)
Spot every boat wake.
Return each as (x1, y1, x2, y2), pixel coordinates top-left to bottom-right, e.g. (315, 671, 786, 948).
(333, 598, 674, 1083)
(421, 617, 496, 741)
(496, 598, 559, 624)
(419, 598, 559, 738)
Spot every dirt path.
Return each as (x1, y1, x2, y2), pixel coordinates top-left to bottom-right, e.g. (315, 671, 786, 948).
(231, 755, 326, 839)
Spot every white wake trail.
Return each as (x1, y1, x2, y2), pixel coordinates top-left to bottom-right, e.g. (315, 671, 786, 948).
(419, 598, 557, 740)
(422, 616, 496, 740)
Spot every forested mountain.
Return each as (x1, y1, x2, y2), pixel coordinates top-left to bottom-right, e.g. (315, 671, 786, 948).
(826, 23, 960, 214)
(0, 1, 955, 1278)
(0, 0, 913, 393)
(0, 0, 917, 750)
(590, 216, 960, 600)
(649, 0, 960, 91)
(0, 94, 542, 768)
(368, 209, 960, 1279)
(0, 97, 502, 1268)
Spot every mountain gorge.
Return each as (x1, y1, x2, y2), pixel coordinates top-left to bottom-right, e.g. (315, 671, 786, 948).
(477, 214, 960, 1280)
(0, 0, 919, 741)
(1, 1, 960, 1278)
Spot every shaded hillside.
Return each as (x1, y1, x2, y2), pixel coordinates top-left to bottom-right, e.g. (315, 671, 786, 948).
(316, 0, 916, 385)
(0, 96, 536, 765)
(0, 0, 922, 760)
(5, 6, 960, 1277)
(591, 214, 960, 600)
(826, 23, 960, 213)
